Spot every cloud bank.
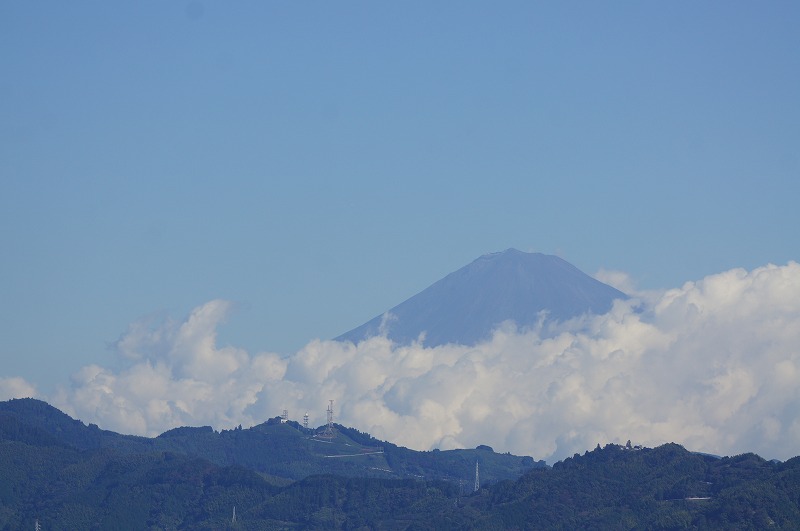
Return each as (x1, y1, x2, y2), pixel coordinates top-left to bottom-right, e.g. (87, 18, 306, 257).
(8, 262, 800, 463)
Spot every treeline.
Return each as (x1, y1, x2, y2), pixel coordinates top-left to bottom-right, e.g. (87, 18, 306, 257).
(0, 399, 541, 485)
(444, 442, 800, 529)
(3, 439, 800, 529)
(2, 399, 800, 529)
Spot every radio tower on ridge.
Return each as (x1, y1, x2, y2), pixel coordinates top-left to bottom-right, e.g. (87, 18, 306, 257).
(322, 400, 335, 438)
(474, 460, 480, 492)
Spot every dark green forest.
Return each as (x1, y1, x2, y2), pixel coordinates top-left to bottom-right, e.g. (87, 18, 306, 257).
(2, 398, 799, 529)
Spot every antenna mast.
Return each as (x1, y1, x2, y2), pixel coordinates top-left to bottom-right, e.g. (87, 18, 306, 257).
(474, 460, 480, 492)
(303, 411, 309, 429)
(322, 400, 335, 438)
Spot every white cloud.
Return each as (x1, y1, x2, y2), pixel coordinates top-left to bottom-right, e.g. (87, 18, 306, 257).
(593, 268, 638, 294)
(33, 262, 800, 463)
(0, 376, 38, 401)
(52, 300, 287, 436)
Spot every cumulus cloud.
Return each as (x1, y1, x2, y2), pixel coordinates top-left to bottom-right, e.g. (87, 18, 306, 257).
(38, 263, 800, 463)
(0, 377, 38, 401)
(593, 268, 638, 295)
(52, 300, 287, 436)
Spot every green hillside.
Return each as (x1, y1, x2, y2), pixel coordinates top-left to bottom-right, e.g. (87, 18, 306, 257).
(0, 398, 541, 484)
(2, 399, 800, 529)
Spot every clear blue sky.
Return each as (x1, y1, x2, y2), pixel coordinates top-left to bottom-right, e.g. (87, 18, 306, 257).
(2, 1, 798, 393)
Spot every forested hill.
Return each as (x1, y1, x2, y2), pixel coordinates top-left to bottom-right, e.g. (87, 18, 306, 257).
(448, 443, 800, 529)
(0, 398, 541, 483)
(2, 433, 799, 529)
(2, 398, 800, 529)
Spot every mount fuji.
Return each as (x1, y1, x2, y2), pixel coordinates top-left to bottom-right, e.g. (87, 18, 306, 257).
(336, 248, 628, 347)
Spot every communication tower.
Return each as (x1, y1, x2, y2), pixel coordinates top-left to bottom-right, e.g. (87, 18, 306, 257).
(474, 460, 480, 492)
(303, 411, 309, 429)
(321, 400, 335, 438)
(281, 409, 288, 423)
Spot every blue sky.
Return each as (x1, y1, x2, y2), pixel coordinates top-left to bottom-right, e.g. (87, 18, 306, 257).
(2, 1, 799, 395)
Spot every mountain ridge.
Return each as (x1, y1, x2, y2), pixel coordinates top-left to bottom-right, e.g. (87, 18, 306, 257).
(337, 248, 628, 346)
(0, 397, 541, 484)
(3, 398, 799, 528)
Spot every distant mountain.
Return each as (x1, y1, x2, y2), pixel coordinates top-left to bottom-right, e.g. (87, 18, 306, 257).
(336, 249, 628, 347)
